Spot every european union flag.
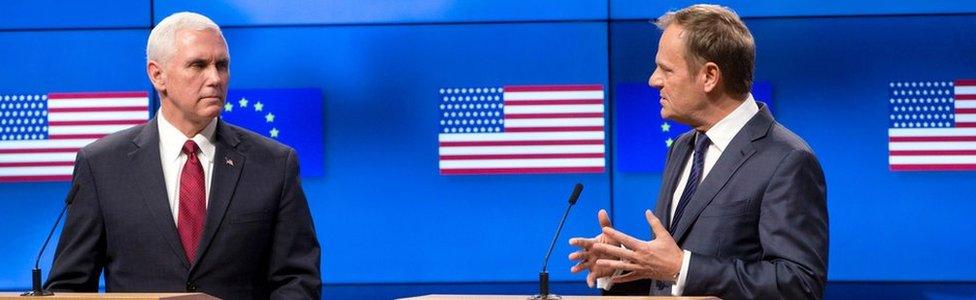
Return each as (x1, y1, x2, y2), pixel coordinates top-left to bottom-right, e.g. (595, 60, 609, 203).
(221, 88, 324, 177)
(615, 82, 772, 173)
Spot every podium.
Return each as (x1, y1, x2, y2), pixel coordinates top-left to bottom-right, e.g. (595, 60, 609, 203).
(400, 295, 720, 300)
(0, 293, 217, 300)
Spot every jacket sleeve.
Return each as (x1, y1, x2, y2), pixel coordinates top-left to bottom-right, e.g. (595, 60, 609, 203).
(268, 148, 322, 299)
(684, 149, 829, 299)
(44, 148, 107, 292)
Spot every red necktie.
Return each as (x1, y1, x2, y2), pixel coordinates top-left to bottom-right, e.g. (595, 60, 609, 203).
(178, 140, 206, 263)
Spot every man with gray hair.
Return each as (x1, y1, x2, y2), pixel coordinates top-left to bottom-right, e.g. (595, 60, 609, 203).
(569, 4, 828, 299)
(45, 12, 321, 299)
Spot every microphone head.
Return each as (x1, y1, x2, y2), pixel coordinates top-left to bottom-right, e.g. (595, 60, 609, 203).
(568, 183, 583, 205)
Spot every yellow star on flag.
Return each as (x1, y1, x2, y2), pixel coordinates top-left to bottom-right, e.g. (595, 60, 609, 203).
(269, 128, 279, 138)
(239, 97, 249, 108)
(265, 112, 275, 123)
(224, 103, 233, 112)
(254, 101, 264, 112)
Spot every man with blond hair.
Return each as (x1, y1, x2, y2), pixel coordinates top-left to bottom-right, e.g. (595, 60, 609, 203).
(45, 12, 321, 299)
(569, 4, 828, 299)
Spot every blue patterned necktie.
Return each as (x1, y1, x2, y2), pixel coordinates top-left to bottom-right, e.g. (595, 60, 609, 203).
(669, 131, 710, 233)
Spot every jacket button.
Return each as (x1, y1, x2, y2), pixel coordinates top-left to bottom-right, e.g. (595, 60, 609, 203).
(186, 282, 198, 292)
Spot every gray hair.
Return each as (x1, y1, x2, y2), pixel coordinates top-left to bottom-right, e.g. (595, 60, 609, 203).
(146, 12, 227, 65)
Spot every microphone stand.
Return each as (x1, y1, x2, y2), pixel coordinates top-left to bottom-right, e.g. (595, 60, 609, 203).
(22, 183, 78, 297)
(530, 183, 583, 300)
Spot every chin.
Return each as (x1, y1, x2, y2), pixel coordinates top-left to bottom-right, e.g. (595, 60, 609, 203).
(202, 98, 223, 106)
(200, 106, 223, 119)
(660, 109, 672, 120)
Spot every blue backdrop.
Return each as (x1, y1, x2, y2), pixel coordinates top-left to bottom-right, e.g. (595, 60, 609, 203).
(1, 1, 975, 298)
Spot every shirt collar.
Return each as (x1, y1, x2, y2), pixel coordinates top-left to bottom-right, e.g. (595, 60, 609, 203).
(703, 94, 759, 152)
(157, 108, 218, 164)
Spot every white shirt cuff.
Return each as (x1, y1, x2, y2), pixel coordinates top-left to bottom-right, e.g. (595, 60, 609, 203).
(670, 250, 692, 296)
(595, 268, 624, 290)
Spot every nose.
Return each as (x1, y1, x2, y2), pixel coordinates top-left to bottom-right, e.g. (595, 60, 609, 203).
(648, 68, 663, 90)
(203, 65, 225, 87)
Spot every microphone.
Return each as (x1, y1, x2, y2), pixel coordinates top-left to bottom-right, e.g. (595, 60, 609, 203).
(22, 182, 79, 297)
(530, 183, 583, 300)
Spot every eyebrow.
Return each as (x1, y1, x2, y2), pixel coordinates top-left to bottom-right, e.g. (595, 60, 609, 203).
(185, 57, 229, 65)
(656, 59, 670, 69)
(186, 58, 208, 66)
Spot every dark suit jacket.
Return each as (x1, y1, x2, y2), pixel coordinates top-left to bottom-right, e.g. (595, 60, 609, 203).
(607, 104, 828, 299)
(45, 118, 321, 299)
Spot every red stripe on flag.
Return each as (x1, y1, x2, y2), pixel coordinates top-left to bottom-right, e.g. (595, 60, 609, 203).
(503, 85, 604, 92)
(504, 113, 604, 119)
(49, 134, 107, 140)
(440, 167, 605, 175)
(0, 161, 75, 167)
(890, 164, 976, 171)
(956, 122, 976, 127)
(47, 91, 148, 99)
(889, 150, 976, 156)
(48, 106, 149, 113)
(506, 126, 604, 132)
(439, 153, 605, 160)
(504, 100, 603, 105)
(0, 175, 72, 183)
(440, 140, 604, 147)
(0, 148, 80, 154)
(956, 108, 976, 114)
(954, 80, 976, 86)
(48, 120, 146, 126)
(956, 95, 976, 100)
(889, 136, 976, 142)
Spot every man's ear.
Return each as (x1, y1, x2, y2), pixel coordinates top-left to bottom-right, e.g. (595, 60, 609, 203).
(701, 62, 721, 94)
(147, 60, 166, 93)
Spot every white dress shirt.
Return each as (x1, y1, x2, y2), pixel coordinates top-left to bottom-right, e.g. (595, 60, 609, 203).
(157, 109, 217, 226)
(596, 94, 759, 294)
(668, 94, 758, 295)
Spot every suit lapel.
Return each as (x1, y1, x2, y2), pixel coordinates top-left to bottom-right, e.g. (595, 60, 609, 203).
(129, 118, 191, 269)
(670, 104, 775, 243)
(657, 133, 693, 230)
(191, 120, 245, 269)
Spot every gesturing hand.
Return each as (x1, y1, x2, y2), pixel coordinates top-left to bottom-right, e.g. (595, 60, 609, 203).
(590, 210, 684, 283)
(568, 209, 619, 288)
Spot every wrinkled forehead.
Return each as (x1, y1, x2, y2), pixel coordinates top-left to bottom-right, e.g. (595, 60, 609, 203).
(660, 25, 687, 50)
(657, 26, 685, 59)
(658, 25, 702, 68)
(172, 28, 229, 57)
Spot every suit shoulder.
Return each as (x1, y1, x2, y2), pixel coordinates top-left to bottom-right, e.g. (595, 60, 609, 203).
(764, 122, 817, 158)
(77, 123, 146, 158)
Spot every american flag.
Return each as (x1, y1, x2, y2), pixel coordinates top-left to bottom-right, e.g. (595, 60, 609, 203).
(0, 91, 149, 182)
(888, 80, 976, 171)
(437, 84, 605, 175)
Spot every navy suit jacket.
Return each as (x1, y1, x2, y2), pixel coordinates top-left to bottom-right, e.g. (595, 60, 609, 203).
(45, 118, 321, 299)
(608, 104, 828, 299)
